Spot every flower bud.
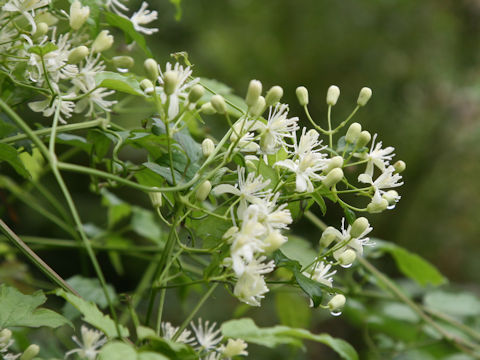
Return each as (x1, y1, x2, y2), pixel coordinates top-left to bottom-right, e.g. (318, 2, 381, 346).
(245, 156, 258, 173)
(245, 79, 262, 107)
(350, 217, 370, 238)
(35, 11, 58, 26)
(20, 344, 40, 360)
(320, 227, 339, 247)
(328, 294, 346, 312)
(382, 190, 399, 206)
(112, 56, 134, 70)
(211, 95, 227, 114)
(296, 86, 309, 106)
(0, 328, 12, 345)
(201, 138, 215, 157)
(337, 249, 356, 266)
(250, 96, 266, 117)
(69, 0, 89, 30)
(265, 85, 283, 107)
(33, 22, 48, 38)
(345, 122, 362, 144)
(67, 46, 89, 64)
(140, 79, 154, 94)
(188, 84, 204, 103)
(356, 130, 371, 148)
(200, 102, 216, 115)
(326, 85, 340, 106)
(222, 338, 248, 358)
(324, 156, 343, 174)
(393, 160, 406, 173)
(322, 168, 343, 188)
(263, 231, 287, 253)
(92, 30, 113, 53)
(357, 87, 372, 107)
(163, 71, 178, 96)
(196, 180, 212, 202)
(367, 198, 388, 213)
(148, 192, 162, 208)
(144, 58, 158, 80)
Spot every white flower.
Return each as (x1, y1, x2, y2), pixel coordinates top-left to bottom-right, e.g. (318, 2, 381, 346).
(2, 0, 50, 33)
(74, 54, 106, 90)
(358, 165, 403, 191)
(160, 322, 196, 345)
(158, 62, 198, 119)
(355, 133, 395, 177)
(29, 95, 76, 124)
(303, 261, 336, 287)
(233, 256, 274, 306)
(258, 103, 298, 154)
(331, 218, 373, 257)
(65, 325, 107, 360)
(104, 0, 129, 15)
(212, 167, 271, 218)
(130, 2, 158, 35)
(190, 319, 223, 351)
(74, 86, 117, 116)
(221, 338, 248, 358)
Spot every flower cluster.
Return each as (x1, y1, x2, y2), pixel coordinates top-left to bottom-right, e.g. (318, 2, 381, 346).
(0, 328, 39, 360)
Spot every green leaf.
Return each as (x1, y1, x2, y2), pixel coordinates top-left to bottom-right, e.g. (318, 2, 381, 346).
(377, 241, 446, 287)
(169, 0, 182, 20)
(221, 318, 358, 360)
(143, 161, 183, 185)
(279, 235, 316, 268)
(342, 206, 356, 225)
(88, 130, 112, 160)
(63, 276, 118, 319)
(0, 120, 16, 138)
(55, 289, 129, 338)
(99, 342, 136, 360)
(0, 143, 30, 178)
(275, 291, 311, 328)
(311, 191, 327, 215)
(101, 189, 132, 227)
(258, 157, 278, 190)
(105, 12, 152, 57)
(28, 43, 58, 56)
(424, 291, 480, 317)
(95, 71, 143, 96)
(19, 148, 44, 181)
(0, 284, 69, 328)
(56, 133, 92, 153)
(131, 207, 163, 243)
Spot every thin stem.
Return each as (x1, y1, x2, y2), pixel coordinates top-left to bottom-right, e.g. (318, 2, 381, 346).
(303, 105, 329, 135)
(172, 282, 219, 342)
(332, 105, 360, 134)
(0, 219, 79, 296)
(327, 105, 333, 149)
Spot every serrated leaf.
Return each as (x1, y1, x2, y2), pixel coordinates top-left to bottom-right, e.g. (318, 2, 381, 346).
(0, 143, 30, 178)
(377, 241, 446, 287)
(95, 71, 143, 96)
(0, 284, 69, 328)
(55, 289, 129, 338)
(221, 318, 358, 360)
(104, 13, 152, 57)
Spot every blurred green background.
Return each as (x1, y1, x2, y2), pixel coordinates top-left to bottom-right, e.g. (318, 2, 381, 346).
(151, 0, 480, 283)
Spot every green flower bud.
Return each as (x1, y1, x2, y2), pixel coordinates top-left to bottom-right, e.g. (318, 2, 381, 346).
(324, 156, 343, 174)
(201, 138, 215, 157)
(328, 294, 346, 312)
(245, 79, 262, 107)
(196, 180, 212, 202)
(35, 11, 58, 26)
(265, 85, 283, 107)
(350, 217, 370, 238)
(345, 122, 362, 144)
(356, 130, 371, 148)
(92, 30, 113, 53)
(148, 192, 162, 208)
(393, 160, 406, 173)
(337, 249, 356, 266)
(326, 85, 340, 106)
(188, 84, 204, 103)
(263, 231, 287, 253)
(140, 79, 154, 94)
(112, 56, 134, 70)
(67, 46, 89, 64)
(211, 95, 227, 114)
(20, 344, 40, 360)
(323, 167, 343, 188)
(357, 87, 372, 107)
(250, 96, 266, 117)
(69, 0, 89, 30)
(163, 71, 178, 96)
(367, 198, 388, 213)
(320, 226, 339, 247)
(144, 58, 158, 80)
(383, 190, 399, 206)
(222, 338, 248, 358)
(0, 328, 12, 345)
(33, 22, 48, 38)
(296, 86, 309, 106)
(200, 102, 216, 115)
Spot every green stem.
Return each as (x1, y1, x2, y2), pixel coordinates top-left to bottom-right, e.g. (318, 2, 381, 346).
(303, 105, 329, 135)
(327, 105, 333, 149)
(172, 282, 219, 342)
(332, 105, 360, 134)
(0, 219, 79, 295)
